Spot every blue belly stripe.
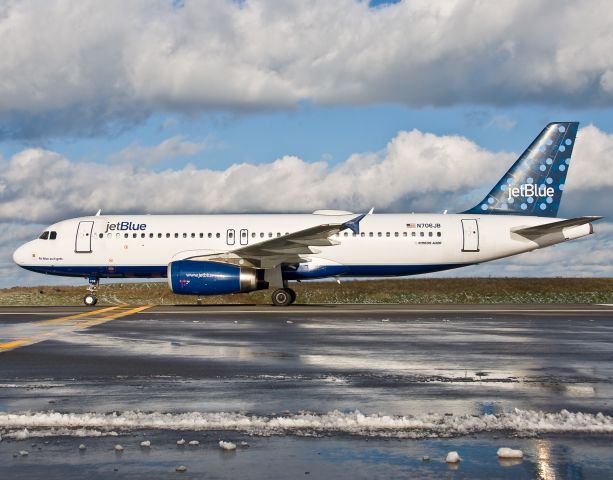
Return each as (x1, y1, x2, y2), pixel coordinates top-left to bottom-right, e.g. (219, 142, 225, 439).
(20, 263, 469, 279)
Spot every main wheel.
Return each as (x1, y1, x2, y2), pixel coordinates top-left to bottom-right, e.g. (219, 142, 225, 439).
(84, 294, 98, 306)
(287, 288, 297, 305)
(271, 288, 292, 307)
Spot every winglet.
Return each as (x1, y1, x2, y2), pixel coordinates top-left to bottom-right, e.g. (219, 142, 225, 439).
(342, 212, 369, 235)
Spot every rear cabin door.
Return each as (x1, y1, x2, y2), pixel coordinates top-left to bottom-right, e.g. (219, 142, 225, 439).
(461, 219, 480, 252)
(75, 221, 94, 253)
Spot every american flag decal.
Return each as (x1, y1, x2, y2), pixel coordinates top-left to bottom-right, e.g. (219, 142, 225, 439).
(406, 223, 416, 228)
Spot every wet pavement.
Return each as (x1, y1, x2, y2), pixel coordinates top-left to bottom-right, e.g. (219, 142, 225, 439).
(1, 304, 613, 478)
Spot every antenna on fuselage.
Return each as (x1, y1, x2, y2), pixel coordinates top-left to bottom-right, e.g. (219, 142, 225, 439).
(95, 209, 102, 216)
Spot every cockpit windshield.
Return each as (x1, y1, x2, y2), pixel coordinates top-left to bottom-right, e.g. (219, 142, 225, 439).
(38, 231, 57, 240)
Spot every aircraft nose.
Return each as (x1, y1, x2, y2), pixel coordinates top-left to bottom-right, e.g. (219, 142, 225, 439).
(12, 244, 28, 266)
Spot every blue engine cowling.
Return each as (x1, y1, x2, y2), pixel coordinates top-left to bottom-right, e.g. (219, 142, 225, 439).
(168, 260, 268, 295)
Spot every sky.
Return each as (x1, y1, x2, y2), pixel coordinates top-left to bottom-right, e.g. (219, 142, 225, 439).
(0, 0, 612, 287)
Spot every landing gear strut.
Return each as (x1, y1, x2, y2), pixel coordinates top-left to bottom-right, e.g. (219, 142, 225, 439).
(84, 277, 99, 306)
(271, 287, 296, 306)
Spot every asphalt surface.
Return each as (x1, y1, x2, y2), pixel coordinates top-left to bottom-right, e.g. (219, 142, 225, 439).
(1, 303, 613, 479)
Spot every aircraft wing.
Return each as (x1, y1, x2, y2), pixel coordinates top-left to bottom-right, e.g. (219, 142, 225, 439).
(228, 212, 370, 268)
(512, 216, 602, 237)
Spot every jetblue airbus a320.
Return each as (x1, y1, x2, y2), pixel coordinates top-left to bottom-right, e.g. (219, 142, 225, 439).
(13, 122, 602, 306)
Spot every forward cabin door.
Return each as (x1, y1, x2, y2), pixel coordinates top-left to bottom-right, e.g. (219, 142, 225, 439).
(461, 219, 480, 252)
(75, 221, 94, 253)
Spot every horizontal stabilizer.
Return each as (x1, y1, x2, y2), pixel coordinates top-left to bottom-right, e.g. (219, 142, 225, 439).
(512, 216, 602, 237)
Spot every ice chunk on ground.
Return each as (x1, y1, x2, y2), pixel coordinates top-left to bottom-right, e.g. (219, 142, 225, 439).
(177, 438, 185, 445)
(78, 444, 86, 450)
(219, 440, 236, 451)
(176, 466, 187, 472)
(114, 444, 124, 452)
(497, 447, 523, 459)
(188, 440, 199, 446)
(140, 440, 151, 448)
(421, 456, 430, 461)
(19, 450, 29, 456)
(446, 451, 461, 463)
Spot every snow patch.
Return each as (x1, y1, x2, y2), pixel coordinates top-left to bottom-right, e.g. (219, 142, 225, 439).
(1, 409, 613, 439)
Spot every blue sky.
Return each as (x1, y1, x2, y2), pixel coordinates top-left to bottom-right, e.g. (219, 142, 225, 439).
(0, 0, 612, 286)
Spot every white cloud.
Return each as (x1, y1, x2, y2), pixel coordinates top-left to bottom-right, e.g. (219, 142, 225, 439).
(109, 135, 207, 165)
(1, 0, 613, 137)
(0, 128, 510, 222)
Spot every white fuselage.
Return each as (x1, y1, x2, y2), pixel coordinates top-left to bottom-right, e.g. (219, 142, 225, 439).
(12, 212, 592, 281)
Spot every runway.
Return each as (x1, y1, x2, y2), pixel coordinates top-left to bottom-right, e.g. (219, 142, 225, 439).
(1, 303, 613, 478)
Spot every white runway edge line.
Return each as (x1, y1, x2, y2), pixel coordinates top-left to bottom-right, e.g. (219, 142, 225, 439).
(1, 409, 613, 439)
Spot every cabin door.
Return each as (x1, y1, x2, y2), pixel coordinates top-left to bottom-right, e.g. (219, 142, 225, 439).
(75, 221, 94, 253)
(461, 219, 480, 252)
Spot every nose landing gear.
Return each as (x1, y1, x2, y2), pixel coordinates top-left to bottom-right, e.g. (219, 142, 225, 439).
(84, 277, 99, 306)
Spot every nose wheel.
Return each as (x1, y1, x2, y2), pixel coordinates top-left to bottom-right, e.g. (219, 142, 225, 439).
(84, 277, 99, 306)
(84, 294, 98, 306)
(271, 288, 296, 306)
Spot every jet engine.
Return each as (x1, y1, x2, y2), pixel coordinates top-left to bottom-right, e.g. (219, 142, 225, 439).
(168, 260, 268, 295)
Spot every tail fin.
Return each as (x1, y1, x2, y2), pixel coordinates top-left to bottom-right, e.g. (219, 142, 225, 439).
(464, 122, 579, 217)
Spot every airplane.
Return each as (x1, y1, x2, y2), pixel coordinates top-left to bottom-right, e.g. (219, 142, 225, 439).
(12, 122, 602, 306)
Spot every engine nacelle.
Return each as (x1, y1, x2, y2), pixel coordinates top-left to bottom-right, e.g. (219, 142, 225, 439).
(168, 260, 268, 295)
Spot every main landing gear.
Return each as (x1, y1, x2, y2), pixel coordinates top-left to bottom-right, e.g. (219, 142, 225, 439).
(271, 287, 296, 307)
(84, 277, 99, 306)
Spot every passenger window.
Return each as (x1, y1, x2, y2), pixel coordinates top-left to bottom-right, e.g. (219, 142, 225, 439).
(361, 232, 365, 237)
(124, 233, 129, 238)
(412, 232, 416, 237)
(174, 233, 179, 238)
(99, 233, 104, 239)
(116, 233, 121, 239)
(141, 233, 146, 238)
(132, 233, 137, 238)
(394, 232, 399, 237)
(437, 232, 442, 237)
(343, 232, 348, 237)
(377, 232, 382, 237)
(420, 232, 424, 237)
(157, 233, 162, 238)
(208, 233, 212, 238)
(216, 233, 220, 238)
(277, 232, 281, 237)
(428, 232, 433, 237)
(369, 232, 373, 237)
(251, 232, 256, 238)
(386, 232, 390, 237)
(199, 233, 203, 238)
(107, 233, 112, 239)
(39, 231, 49, 240)
(166, 233, 170, 238)
(182, 233, 187, 238)
(268, 233, 273, 238)
(260, 232, 264, 238)
(403, 232, 407, 237)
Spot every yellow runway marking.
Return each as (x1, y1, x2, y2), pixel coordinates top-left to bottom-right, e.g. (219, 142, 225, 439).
(37, 305, 121, 325)
(0, 305, 152, 352)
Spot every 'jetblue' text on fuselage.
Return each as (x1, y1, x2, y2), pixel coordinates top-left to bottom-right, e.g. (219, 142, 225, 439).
(104, 222, 147, 233)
